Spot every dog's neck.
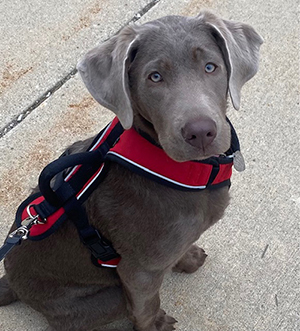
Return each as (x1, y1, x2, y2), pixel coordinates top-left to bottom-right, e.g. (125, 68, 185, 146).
(133, 114, 161, 147)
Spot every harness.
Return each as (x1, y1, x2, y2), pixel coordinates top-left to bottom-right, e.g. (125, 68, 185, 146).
(0, 117, 242, 267)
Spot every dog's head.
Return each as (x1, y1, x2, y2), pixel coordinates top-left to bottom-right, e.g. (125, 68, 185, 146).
(78, 11, 263, 162)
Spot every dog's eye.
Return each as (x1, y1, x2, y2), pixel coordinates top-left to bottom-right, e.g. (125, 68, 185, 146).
(205, 63, 217, 73)
(149, 72, 163, 82)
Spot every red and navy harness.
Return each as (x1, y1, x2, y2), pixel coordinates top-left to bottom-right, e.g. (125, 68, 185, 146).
(0, 117, 241, 267)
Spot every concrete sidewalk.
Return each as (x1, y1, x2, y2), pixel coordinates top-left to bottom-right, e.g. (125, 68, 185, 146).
(0, 0, 299, 330)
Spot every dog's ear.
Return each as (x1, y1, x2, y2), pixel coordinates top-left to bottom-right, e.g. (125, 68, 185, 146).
(199, 11, 263, 110)
(77, 26, 139, 129)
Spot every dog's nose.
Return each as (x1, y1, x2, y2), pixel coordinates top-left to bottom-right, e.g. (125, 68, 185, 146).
(181, 118, 217, 149)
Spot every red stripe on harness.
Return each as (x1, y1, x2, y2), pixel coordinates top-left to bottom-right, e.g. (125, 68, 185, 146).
(76, 164, 105, 199)
(65, 117, 119, 181)
(90, 117, 120, 151)
(98, 257, 121, 267)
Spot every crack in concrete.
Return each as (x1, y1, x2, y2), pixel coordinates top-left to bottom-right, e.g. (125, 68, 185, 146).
(0, 68, 77, 139)
(0, 0, 160, 139)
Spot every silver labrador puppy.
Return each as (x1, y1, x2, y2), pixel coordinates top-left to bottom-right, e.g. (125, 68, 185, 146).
(0, 11, 263, 331)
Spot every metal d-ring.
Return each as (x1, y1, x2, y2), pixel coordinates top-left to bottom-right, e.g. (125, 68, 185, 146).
(25, 205, 47, 225)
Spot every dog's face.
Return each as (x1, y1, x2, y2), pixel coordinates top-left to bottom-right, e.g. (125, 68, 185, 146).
(77, 12, 263, 162)
(128, 19, 230, 161)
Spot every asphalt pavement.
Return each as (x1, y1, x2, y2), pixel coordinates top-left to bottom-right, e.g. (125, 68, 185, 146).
(0, 0, 299, 330)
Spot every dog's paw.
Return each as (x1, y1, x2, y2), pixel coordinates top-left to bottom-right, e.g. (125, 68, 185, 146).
(134, 310, 177, 331)
(154, 309, 177, 331)
(172, 245, 207, 274)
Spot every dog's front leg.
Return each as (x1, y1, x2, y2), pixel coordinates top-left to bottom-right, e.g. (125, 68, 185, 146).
(117, 263, 176, 331)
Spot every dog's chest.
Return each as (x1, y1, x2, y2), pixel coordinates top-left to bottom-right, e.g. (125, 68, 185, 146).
(86, 163, 230, 260)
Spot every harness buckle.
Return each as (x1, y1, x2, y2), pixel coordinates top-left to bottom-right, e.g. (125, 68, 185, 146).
(80, 228, 119, 262)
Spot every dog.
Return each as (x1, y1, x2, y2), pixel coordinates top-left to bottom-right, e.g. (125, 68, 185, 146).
(0, 11, 263, 331)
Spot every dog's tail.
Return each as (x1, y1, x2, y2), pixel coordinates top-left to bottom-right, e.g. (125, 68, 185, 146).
(0, 275, 19, 306)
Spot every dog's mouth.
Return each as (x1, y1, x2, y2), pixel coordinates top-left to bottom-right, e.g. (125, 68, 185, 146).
(165, 148, 224, 162)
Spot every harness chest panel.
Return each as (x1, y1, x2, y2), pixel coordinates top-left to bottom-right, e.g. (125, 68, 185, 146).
(107, 127, 233, 190)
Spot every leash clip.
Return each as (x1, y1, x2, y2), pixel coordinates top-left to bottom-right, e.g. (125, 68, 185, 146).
(11, 205, 46, 240)
(11, 217, 38, 241)
(0, 208, 43, 262)
(9, 225, 30, 240)
(0, 222, 31, 262)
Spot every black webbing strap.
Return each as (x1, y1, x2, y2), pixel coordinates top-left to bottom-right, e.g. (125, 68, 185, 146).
(226, 117, 240, 153)
(0, 235, 22, 262)
(38, 150, 104, 207)
(37, 120, 124, 210)
(33, 121, 123, 263)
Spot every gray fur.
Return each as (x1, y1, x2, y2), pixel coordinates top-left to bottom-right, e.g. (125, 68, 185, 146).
(0, 11, 262, 331)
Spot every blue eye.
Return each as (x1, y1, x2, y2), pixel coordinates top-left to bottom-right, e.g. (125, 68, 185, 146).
(149, 72, 163, 82)
(205, 63, 217, 73)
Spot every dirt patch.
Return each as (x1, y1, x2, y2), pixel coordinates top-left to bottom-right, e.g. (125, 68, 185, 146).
(0, 141, 54, 208)
(68, 95, 96, 111)
(62, 2, 102, 41)
(0, 63, 33, 93)
(60, 95, 98, 134)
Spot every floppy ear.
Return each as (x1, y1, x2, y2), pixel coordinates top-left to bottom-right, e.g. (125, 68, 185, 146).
(77, 26, 139, 129)
(199, 11, 263, 109)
